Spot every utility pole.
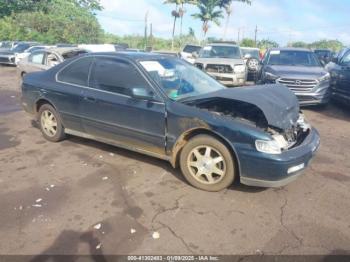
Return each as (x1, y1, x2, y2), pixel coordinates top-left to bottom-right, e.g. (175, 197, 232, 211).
(144, 11, 149, 50)
(254, 25, 258, 47)
(237, 28, 240, 44)
(149, 23, 153, 50)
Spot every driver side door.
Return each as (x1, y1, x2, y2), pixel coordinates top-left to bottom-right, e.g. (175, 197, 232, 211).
(80, 56, 167, 156)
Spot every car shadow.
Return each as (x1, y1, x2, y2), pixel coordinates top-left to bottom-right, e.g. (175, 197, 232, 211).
(30, 121, 272, 193)
(65, 135, 188, 184)
(30, 230, 107, 262)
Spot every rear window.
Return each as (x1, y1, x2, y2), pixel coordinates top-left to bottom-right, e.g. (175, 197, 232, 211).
(183, 45, 201, 53)
(62, 50, 88, 60)
(57, 57, 92, 86)
(267, 50, 321, 67)
(29, 52, 45, 64)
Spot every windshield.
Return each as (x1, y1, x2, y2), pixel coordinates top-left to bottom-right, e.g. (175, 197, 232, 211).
(0, 42, 12, 49)
(267, 50, 321, 67)
(241, 48, 259, 59)
(11, 44, 30, 53)
(314, 50, 331, 57)
(183, 45, 201, 53)
(140, 58, 225, 101)
(199, 45, 241, 59)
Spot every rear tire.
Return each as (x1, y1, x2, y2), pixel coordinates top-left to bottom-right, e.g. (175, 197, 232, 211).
(180, 135, 235, 192)
(38, 104, 65, 142)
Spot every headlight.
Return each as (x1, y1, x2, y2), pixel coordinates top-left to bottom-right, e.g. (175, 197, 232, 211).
(265, 72, 278, 80)
(234, 65, 246, 73)
(319, 72, 330, 82)
(255, 140, 282, 154)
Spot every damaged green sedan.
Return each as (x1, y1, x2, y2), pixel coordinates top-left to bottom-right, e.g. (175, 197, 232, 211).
(21, 52, 320, 191)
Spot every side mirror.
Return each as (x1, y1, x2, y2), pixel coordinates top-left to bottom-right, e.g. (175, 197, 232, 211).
(131, 87, 154, 100)
(192, 52, 198, 59)
(244, 54, 252, 59)
(331, 57, 338, 64)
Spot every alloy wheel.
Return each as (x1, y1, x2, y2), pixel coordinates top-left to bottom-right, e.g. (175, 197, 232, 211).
(187, 145, 226, 185)
(40, 110, 58, 137)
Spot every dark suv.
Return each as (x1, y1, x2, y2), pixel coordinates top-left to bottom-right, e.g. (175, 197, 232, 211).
(326, 48, 350, 104)
(314, 49, 332, 65)
(258, 48, 331, 106)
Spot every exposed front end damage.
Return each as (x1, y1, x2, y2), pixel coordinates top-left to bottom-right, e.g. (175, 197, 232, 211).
(185, 96, 311, 154)
(181, 84, 320, 187)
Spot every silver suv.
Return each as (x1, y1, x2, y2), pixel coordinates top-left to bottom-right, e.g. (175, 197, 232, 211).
(194, 43, 247, 86)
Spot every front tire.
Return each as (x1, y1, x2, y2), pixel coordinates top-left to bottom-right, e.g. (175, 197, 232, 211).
(180, 135, 235, 192)
(38, 104, 65, 142)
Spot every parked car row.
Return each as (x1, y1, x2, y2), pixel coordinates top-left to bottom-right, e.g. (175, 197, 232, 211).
(3, 40, 348, 106)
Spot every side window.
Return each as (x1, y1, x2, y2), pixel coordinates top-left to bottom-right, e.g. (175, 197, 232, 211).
(29, 52, 45, 65)
(90, 57, 150, 96)
(47, 53, 59, 67)
(57, 57, 93, 86)
(340, 51, 350, 65)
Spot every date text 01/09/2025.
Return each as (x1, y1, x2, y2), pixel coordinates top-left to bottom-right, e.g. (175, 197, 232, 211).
(127, 256, 220, 261)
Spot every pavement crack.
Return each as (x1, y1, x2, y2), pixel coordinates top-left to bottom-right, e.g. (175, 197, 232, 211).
(158, 221, 194, 254)
(278, 189, 304, 251)
(151, 195, 185, 225)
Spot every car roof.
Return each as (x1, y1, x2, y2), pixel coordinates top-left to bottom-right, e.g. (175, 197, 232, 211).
(184, 44, 201, 47)
(269, 47, 312, 52)
(48, 47, 87, 55)
(240, 47, 259, 50)
(206, 43, 239, 47)
(85, 51, 177, 61)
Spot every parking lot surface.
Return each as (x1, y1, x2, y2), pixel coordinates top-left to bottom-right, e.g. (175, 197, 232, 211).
(0, 65, 350, 256)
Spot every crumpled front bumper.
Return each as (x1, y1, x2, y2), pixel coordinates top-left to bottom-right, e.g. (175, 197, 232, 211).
(236, 128, 320, 187)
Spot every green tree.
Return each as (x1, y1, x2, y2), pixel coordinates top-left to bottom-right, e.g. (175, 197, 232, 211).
(257, 39, 279, 49)
(240, 38, 255, 47)
(290, 41, 308, 48)
(0, 0, 102, 18)
(188, 27, 196, 37)
(309, 39, 344, 51)
(0, 0, 103, 43)
(192, 0, 224, 38)
(218, 0, 251, 40)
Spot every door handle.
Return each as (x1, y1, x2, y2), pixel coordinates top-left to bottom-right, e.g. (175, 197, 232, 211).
(84, 96, 97, 103)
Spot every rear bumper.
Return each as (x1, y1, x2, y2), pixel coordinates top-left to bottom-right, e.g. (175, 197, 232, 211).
(236, 128, 320, 188)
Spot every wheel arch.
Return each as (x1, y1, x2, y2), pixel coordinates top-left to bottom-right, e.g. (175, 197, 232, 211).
(170, 128, 241, 178)
(34, 98, 57, 118)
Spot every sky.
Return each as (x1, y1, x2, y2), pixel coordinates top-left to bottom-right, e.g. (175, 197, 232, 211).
(97, 0, 350, 46)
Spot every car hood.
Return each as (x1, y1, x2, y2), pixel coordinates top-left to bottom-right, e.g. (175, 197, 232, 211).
(195, 57, 245, 65)
(186, 84, 300, 130)
(266, 65, 327, 79)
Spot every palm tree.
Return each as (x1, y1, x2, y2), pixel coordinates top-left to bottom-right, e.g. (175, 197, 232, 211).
(191, 0, 224, 38)
(164, 0, 181, 50)
(164, 0, 197, 50)
(219, 0, 251, 40)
